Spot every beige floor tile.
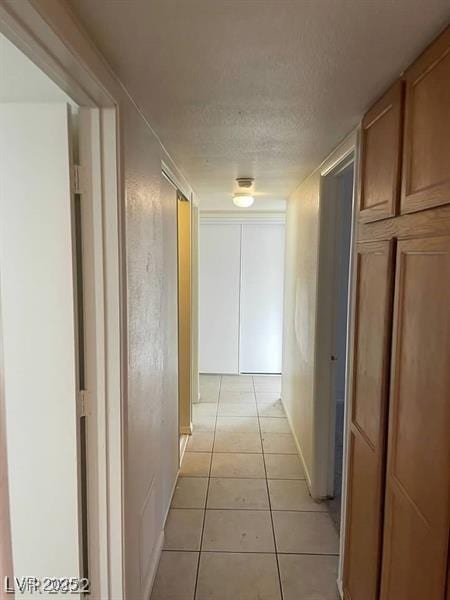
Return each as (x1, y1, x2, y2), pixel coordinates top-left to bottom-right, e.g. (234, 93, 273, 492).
(187, 432, 214, 453)
(216, 416, 259, 433)
(264, 454, 306, 480)
(268, 480, 327, 511)
(202, 509, 274, 552)
(163, 508, 204, 551)
(180, 452, 211, 477)
(221, 374, 253, 383)
(256, 390, 282, 400)
(214, 432, 262, 453)
(196, 552, 282, 600)
(273, 511, 339, 554)
(278, 554, 340, 600)
(193, 403, 218, 417)
(254, 382, 281, 393)
(199, 388, 220, 403)
(171, 477, 208, 508)
(150, 551, 198, 600)
(219, 390, 256, 403)
(193, 415, 216, 431)
(262, 433, 297, 454)
(253, 375, 281, 384)
(211, 453, 266, 478)
(221, 382, 254, 392)
(218, 402, 258, 417)
(257, 399, 285, 417)
(259, 417, 291, 433)
(207, 478, 269, 510)
(200, 374, 221, 385)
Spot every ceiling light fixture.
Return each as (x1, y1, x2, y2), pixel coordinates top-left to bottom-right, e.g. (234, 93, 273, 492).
(233, 193, 255, 208)
(233, 177, 255, 208)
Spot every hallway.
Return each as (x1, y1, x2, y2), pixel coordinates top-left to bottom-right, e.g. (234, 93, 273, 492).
(1, 4, 449, 597)
(151, 375, 340, 600)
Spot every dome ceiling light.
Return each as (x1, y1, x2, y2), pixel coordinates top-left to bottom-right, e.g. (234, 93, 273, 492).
(233, 177, 255, 208)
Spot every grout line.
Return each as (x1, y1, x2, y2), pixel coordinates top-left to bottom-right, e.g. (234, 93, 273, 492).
(254, 376, 285, 600)
(186, 450, 301, 456)
(192, 375, 221, 599)
(163, 548, 340, 557)
(170, 506, 329, 513)
(209, 475, 305, 481)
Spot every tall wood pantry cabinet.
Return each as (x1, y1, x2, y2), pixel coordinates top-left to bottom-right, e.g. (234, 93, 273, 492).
(343, 25, 450, 600)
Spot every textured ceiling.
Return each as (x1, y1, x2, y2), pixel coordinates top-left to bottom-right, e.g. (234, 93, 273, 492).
(68, 0, 449, 210)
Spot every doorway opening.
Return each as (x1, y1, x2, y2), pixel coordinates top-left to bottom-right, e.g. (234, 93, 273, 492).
(314, 148, 356, 527)
(0, 31, 87, 585)
(0, 25, 124, 598)
(160, 169, 195, 470)
(327, 162, 354, 532)
(177, 191, 193, 436)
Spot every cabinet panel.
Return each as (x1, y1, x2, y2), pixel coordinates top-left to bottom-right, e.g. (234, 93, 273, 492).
(380, 235, 450, 600)
(401, 27, 450, 214)
(343, 240, 394, 600)
(359, 82, 403, 223)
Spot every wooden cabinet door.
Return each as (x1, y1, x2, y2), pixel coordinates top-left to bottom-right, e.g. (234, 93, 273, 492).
(401, 27, 450, 214)
(380, 235, 450, 600)
(343, 240, 395, 600)
(359, 82, 404, 223)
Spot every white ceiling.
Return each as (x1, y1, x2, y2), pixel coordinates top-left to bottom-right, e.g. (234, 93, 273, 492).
(0, 33, 75, 105)
(68, 0, 449, 210)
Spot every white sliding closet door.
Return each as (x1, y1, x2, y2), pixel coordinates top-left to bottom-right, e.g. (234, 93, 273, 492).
(199, 223, 241, 373)
(240, 224, 285, 373)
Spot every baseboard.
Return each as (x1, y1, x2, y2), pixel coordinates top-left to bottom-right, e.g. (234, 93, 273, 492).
(144, 529, 164, 600)
(180, 423, 193, 435)
(146, 437, 190, 599)
(179, 433, 189, 463)
(162, 440, 189, 530)
(280, 396, 313, 494)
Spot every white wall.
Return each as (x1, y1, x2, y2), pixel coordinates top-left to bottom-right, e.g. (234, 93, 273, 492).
(281, 134, 356, 498)
(199, 197, 287, 211)
(0, 33, 75, 105)
(0, 4, 195, 598)
(282, 174, 320, 491)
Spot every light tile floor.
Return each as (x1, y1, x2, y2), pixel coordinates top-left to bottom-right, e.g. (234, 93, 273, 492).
(151, 375, 340, 600)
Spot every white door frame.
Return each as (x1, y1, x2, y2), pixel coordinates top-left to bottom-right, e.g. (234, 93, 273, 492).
(312, 130, 360, 597)
(0, 4, 125, 599)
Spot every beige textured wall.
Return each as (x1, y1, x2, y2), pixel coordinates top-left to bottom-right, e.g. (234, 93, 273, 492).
(281, 171, 321, 492)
